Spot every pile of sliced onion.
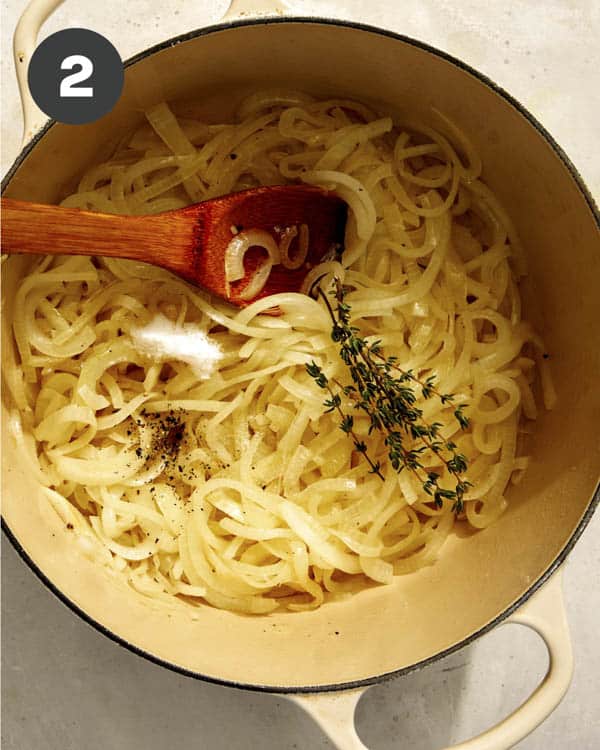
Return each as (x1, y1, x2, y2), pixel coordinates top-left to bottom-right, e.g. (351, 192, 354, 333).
(224, 225, 310, 300)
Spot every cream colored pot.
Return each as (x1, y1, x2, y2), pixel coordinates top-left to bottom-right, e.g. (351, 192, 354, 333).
(2, 1, 599, 748)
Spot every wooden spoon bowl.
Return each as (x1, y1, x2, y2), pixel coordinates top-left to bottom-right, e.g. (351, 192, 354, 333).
(0, 185, 347, 307)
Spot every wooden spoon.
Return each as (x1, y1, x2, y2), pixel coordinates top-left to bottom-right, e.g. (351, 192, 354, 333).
(0, 186, 347, 307)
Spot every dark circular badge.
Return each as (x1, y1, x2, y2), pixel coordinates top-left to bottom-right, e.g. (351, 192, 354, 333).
(27, 28, 124, 125)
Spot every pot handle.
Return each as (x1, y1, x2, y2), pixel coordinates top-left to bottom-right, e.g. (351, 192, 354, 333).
(13, 0, 65, 145)
(290, 570, 573, 750)
(12, 0, 290, 146)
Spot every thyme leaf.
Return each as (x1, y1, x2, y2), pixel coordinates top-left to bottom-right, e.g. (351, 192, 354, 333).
(306, 278, 471, 513)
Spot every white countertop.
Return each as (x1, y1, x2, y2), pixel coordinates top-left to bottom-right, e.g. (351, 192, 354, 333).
(1, 2, 599, 749)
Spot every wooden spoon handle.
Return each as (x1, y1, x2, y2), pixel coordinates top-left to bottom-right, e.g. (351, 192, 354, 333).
(0, 198, 191, 268)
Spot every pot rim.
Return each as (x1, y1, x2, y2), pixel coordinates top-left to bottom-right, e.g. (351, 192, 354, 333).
(2, 15, 599, 695)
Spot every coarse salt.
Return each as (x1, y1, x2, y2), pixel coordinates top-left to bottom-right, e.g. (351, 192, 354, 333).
(131, 314, 222, 380)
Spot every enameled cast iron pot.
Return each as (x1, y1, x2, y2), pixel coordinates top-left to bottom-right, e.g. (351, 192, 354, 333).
(2, 1, 599, 747)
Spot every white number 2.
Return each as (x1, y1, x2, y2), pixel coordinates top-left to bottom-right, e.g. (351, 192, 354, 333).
(59, 55, 94, 98)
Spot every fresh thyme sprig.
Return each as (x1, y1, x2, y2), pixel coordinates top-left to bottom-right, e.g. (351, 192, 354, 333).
(306, 278, 471, 513)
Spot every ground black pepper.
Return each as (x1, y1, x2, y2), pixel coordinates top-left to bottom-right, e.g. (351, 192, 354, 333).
(129, 409, 191, 485)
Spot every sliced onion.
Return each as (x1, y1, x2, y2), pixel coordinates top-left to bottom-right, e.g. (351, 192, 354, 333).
(360, 556, 394, 584)
(278, 226, 298, 267)
(280, 224, 309, 270)
(224, 229, 281, 300)
(300, 260, 345, 296)
(238, 261, 274, 301)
